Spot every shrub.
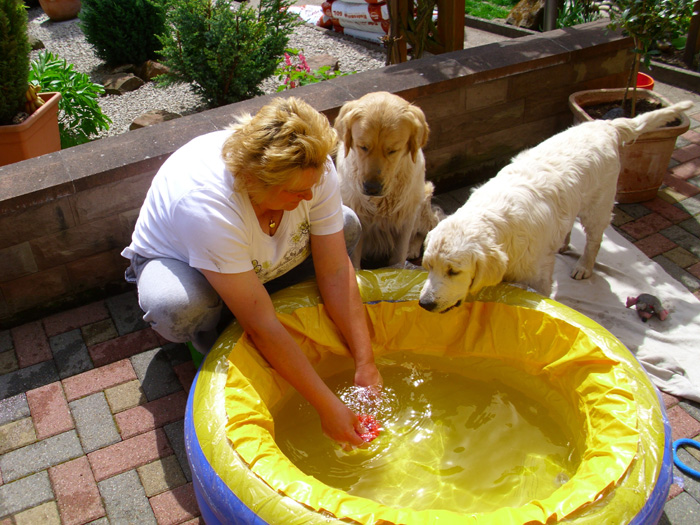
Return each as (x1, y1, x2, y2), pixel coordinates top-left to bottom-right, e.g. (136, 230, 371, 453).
(157, 0, 299, 107)
(29, 51, 112, 148)
(78, 0, 167, 66)
(0, 0, 30, 125)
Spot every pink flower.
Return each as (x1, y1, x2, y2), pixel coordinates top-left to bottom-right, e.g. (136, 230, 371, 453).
(298, 52, 311, 73)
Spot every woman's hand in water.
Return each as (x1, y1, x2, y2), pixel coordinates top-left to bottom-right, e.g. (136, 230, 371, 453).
(319, 398, 366, 447)
(354, 361, 382, 390)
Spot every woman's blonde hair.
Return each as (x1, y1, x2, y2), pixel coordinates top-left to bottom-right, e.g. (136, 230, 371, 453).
(222, 97, 337, 199)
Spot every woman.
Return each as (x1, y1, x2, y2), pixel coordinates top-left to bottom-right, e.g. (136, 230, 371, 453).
(122, 97, 381, 446)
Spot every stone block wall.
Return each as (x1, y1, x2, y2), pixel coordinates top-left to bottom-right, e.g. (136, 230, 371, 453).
(0, 20, 632, 328)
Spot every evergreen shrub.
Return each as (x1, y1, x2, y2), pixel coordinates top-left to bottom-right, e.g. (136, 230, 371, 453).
(0, 0, 30, 125)
(157, 0, 299, 107)
(79, 0, 167, 66)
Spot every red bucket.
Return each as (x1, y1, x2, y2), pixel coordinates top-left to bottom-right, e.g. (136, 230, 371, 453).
(637, 72, 654, 90)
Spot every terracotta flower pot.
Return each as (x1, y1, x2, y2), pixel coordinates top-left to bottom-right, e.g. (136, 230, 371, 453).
(0, 92, 62, 167)
(39, 0, 81, 22)
(568, 88, 689, 203)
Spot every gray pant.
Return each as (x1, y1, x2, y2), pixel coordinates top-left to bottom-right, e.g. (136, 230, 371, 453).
(126, 206, 361, 353)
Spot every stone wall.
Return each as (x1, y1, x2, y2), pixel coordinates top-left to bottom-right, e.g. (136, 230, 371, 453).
(0, 20, 632, 328)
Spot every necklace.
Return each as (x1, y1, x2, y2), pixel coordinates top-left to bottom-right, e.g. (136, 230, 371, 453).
(269, 216, 276, 230)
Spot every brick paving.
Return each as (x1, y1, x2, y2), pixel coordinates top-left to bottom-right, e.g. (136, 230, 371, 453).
(1, 82, 700, 524)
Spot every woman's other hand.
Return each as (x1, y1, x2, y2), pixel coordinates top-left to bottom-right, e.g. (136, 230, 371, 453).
(354, 361, 382, 389)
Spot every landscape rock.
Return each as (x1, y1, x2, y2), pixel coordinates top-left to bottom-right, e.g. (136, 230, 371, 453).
(129, 109, 182, 130)
(305, 54, 339, 72)
(29, 35, 44, 51)
(137, 60, 170, 82)
(506, 0, 546, 29)
(102, 73, 145, 95)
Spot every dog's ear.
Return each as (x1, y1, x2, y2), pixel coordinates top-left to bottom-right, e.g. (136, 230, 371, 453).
(334, 101, 360, 157)
(470, 247, 508, 295)
(405, 104, 430, 162)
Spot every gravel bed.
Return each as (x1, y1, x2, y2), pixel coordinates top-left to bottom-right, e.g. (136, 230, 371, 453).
(26, 6, 386, 138)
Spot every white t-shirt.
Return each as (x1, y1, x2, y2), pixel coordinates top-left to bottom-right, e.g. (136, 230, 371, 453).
(121, 130, 344, 283)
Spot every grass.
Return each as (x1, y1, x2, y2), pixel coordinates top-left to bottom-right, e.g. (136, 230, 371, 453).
(464, 0, 519, 20)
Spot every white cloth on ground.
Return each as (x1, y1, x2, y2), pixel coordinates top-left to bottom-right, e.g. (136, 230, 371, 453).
(553, 222, 700, 403)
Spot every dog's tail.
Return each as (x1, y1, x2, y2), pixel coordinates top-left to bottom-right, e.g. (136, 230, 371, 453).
(610, 101, 693, 144)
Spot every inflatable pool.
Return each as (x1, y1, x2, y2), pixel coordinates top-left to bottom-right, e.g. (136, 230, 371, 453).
(185, 269, 671, 524)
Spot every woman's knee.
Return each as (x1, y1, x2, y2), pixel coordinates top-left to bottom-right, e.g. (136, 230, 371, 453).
(342, 205, 362, 255)
(136, 258, 222, 342)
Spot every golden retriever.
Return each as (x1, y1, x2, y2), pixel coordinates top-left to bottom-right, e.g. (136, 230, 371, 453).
(419, 101, 693, 312)
(334, 91, 443, 268)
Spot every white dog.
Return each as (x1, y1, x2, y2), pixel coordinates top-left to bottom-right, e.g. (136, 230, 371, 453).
(419, 101, 693, 312)
(334, 91, 443, 268)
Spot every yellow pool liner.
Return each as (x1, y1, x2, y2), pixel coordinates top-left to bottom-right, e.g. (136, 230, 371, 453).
(191, 269, 667, 524)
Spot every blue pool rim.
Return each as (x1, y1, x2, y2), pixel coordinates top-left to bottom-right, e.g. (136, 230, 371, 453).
(185, 366, 267, 525)
(628, 386, 673, 525)
(185, 364, 673, 525)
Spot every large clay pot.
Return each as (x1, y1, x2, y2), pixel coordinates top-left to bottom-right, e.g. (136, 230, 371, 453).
(39, 0, 81, 22)
(0, 92, 61, 167)
(568, 88, 690, 203)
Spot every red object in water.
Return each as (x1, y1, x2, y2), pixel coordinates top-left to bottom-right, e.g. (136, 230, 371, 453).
(358, 414, 381, 442)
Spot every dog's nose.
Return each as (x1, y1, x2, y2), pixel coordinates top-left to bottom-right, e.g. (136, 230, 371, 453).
(363, 181, 382, 196)
(419, 299, 437, 311)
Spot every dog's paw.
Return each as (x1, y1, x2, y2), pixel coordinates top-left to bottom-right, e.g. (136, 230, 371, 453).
(570, 264, 592, 280)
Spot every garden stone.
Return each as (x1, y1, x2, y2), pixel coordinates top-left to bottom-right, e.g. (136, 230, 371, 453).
(130, 109, 182, 130)
(102, 73, 145, 95)
(28, 35, 44, 51)
(305, 54, 339, 72)
(506, 0, 545, 30)
(137, 60, 170, 82)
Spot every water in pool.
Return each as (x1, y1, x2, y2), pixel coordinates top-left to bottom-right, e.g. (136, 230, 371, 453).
(273, 352, 579, 514)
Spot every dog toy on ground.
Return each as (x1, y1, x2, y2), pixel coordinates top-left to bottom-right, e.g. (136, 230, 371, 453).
(626, 293, 669, 322)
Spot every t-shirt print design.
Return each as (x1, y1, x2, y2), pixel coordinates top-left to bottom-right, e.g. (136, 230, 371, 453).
(252, 220, 311, 282)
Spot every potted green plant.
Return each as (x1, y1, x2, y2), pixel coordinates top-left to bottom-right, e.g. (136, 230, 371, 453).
(29, 51, 112, 148)
(568, 0, 694, 203)
(0, 0, 61, 167)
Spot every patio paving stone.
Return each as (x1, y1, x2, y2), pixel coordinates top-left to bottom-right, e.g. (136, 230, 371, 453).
(0, 361, 60, 399)
(26, 381, 73, 440)
(48, 456, 105, 525)
(11, 321, 52, 368)
(87, 428, 174, 482)
(0, 471, 53, 518)
(137, 455, 187, 497)
(49, 329, 93, 379)
(130, 348, 184, 401)
(98, 470, 158, 524)
(69, 393, 121, 453)
(13, 501, 61, 525)
(61, 359, 137, 402)
(104, 378, 147, 413)
(0, 430, 83, 483)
